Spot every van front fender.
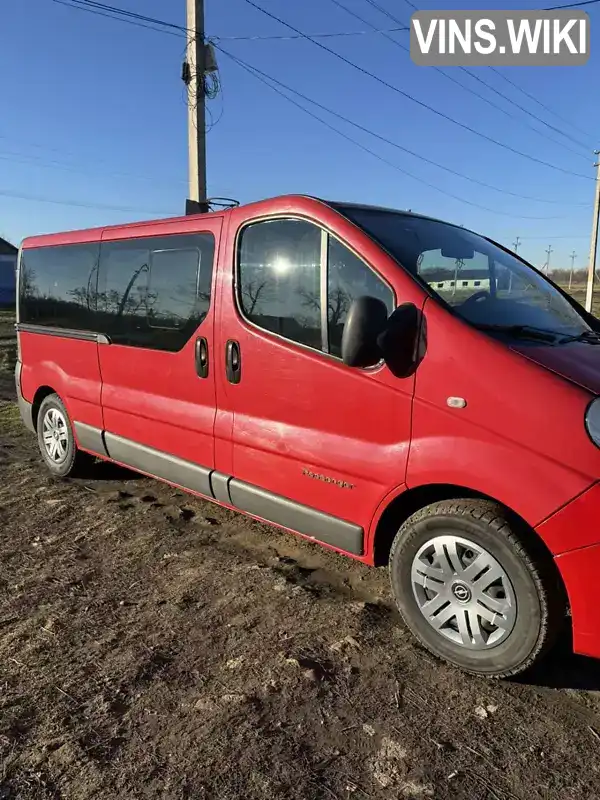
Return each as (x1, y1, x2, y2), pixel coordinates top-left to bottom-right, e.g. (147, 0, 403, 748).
(406, 434, 593, 553)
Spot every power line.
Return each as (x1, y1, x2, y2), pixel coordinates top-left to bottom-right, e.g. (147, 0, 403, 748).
(53, 0, 600, 154)
(58, 0, 186, 33)
(237, 0, 591, 154)
(216, 46, 586, 207)
(0, 147, 186, 186)
(0, 188, 171, 214)
(360, 0, 591, 152)
(366, 0, 600, 18)
(240, 0, 593, 180)
(53, 0, 183, 35)
(52, 0, 596, 194)
(546, 0, 600, 8)
(220, 50, 564, 219)
(459, 68, 590, 152)
(329, 0, 590, 159)
(53, 0, 410, 42)
(489, 68, 594, 142)
(216, 44, 582, 221)
(362, 0, 409, 24)
(214, 27, 410, 41)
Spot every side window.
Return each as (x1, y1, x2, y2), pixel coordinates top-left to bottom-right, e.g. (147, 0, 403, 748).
(238, 218, 395, 360)
(327, 237, 394, 358)
(97, 233, 214, 351)
(148, 248, 202, 330)
(19, 243, 100, 330)
(97, 240, 151, 343)
(238, 219, 322, 350)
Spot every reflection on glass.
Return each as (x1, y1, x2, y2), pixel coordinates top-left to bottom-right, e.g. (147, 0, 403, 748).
(335, 206, 589, 336)
(148, 249, 200, 329)
(20, 243, 100, 329)
(20, 232, 216, 352)
(327, 238, 394, 358)
(239, 219, 322, 350)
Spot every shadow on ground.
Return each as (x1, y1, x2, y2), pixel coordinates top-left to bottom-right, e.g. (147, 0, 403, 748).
(519, 628, 600, 691)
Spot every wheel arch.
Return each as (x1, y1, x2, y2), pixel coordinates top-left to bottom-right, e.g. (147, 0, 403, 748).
(31, 385, 58, 431)
(370, 482, 559, 575)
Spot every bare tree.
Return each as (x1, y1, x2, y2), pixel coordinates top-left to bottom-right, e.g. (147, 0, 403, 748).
(241, 278, 268, 315)
(117, 264, 149, 318)
(298, 286, 351, 327)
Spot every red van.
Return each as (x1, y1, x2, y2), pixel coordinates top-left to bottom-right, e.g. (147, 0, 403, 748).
(14, 195, 600, 678)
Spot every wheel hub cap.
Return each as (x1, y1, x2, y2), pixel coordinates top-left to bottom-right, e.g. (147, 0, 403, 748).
(42, 408, 69, 464)
(451, 581, 472, 603)
(411, 534, 517, 650)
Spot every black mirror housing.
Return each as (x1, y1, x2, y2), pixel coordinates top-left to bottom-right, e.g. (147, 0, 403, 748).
(341, 296, 389, 368)
(377, 302, 424, 378)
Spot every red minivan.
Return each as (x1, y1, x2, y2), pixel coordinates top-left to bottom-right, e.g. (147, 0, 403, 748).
(14, 195, 600, 678)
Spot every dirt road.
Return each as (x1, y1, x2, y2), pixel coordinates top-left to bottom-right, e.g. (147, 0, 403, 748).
(2, 353, 600, 798)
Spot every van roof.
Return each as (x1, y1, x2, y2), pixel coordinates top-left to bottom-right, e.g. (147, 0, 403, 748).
(20, 193, 474, 249)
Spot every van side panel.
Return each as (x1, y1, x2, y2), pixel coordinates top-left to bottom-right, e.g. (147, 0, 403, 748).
(408, 298, 597, 543)
(96, 220, 223, 474)
(215, 198, 422, 546)
(19, 332, 104, 437)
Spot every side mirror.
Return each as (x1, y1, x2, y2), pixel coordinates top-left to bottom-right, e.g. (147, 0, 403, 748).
(377, 302, 424, 378)
(341, 296, 389, 368)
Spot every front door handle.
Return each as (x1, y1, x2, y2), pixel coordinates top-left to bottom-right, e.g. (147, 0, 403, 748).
(195, 337, 209, 378)
(226, 340, 241, 384)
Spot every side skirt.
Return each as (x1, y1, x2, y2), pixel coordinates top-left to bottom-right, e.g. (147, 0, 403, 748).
(79, 427, 364, 556)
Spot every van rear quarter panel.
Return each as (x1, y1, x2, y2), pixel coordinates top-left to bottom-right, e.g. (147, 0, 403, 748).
(19, 231, 104, 434)
(408, 298, 599, 548)
(19, 334, 103, 433)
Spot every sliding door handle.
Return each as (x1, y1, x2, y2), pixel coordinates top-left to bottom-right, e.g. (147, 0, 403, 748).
(195, 337, 209, 378)
(226, 340, 241, 384)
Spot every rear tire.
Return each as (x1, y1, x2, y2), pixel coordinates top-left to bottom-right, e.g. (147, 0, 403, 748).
(36, 394, 92, 478)
(389, 499, 565, 678)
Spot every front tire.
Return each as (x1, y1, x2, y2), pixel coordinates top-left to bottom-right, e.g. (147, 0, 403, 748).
(36, 394, 91, 478)
(389, 499, 565, 678)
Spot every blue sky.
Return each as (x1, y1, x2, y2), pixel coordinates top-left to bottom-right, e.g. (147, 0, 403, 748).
(0, 0, 598, 269)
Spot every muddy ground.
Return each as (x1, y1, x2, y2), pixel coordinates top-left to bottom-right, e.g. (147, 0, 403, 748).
(2, 311, 600, 799)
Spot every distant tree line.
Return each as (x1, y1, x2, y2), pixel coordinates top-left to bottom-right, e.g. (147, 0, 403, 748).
(546, 268, 588, 284)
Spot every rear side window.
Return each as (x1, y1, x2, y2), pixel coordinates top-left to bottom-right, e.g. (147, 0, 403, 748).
(148, 248, 203, 330)
(97, 232, 214, 351)
(237, 218, 394, 358)
(19, 243, 100, 330)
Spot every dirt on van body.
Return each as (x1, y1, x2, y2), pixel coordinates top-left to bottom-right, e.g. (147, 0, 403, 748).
(2, 313, 600, 799)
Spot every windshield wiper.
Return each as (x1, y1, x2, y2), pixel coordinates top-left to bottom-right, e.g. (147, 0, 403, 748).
(471, 323, 563, 343)
(558, 329, 600, 345)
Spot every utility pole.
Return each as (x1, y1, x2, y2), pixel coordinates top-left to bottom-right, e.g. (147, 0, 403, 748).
(585, 152, 600, 312)
(185, 0, 208, 214)
(569, 250, 577, 291)
(544, 245, 553, 273)
(508, 237, 521, 294)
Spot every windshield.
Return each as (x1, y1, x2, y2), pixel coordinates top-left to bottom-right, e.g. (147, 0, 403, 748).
(334, 206, 590, 339)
